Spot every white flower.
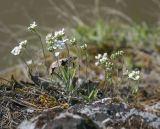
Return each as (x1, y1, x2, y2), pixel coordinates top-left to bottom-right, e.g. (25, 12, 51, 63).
(54, 28, 65, 38)
(46, 29, 67, 52)
(56, 40, 65, 49)
(70, 38, 76, 45)
(11, 40, 28, 56)
(103, 53, 107, 57)
(49, 39, 67, 50)
(11, 46, 22, 56)
(54, 39, 68, 50)
(100, 57, 107, 63)
(128, 70, 140, 81)
(95, 54, 102, 59)
(28, 21, 37, 31)
(100, 53, 108, 64)
(55, 52, 60, 57)
(80, 44, 87, 50)
(63, 38, 68, 43)
(27, 60, 32, 65)
(95, 53, 108, 65)
(105, 62, 113, 71)
(19, 40, 27, 48)
(110, 50, 124, 60)
(46, 33, 54, 44)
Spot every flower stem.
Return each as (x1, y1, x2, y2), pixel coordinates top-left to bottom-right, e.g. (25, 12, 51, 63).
(85, 50, 88, 79)
(64, 43, 71, 89)
(35, 31, 48, 74)
(75, 46, 81, 86)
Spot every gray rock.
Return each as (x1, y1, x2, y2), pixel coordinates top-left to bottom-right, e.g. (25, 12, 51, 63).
(18, 98, 160, 129)
(18, 112, 100, 129)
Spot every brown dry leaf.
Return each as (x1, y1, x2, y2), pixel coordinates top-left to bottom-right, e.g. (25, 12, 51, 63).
(49, 56, 77, 75)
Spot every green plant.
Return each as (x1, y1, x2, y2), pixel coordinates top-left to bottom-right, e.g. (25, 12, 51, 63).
(74, 20, 160, 51)
(128, 70, 140, 103)
(74, 20, 108, 46)
(11, 21, 141, 103)
(83, 89, 99, 102)
(11, 22, 89, 97)
(95, 51, 140, 98)
(95, 51, 123, 80)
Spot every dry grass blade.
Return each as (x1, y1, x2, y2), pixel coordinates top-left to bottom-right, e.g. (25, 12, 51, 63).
(10, 98, 37, 109)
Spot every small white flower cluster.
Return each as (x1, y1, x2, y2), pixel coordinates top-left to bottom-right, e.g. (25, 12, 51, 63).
(11, 40, 27, 56)
(54, 28, 65, 38)
(46, 33, 54, 45)
(11, 46, 22, 56)
(95, 53, 108, 66)
(128, 70, 140, 81)
(105, 62, 113, 71)
(55, 52, 60, 57)
(19, 40, 27, 48)
(80, 44, 87, 50)
(46, 28, 68, 52)
(70, 38, 76, 45)
(27, 21, 37, 32)
(95, 52, 114, 78)
(110, 50, 124, 60)
(95, 51, 124, 73)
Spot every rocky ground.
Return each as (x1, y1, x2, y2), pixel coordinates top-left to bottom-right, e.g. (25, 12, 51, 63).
(0, 47, 160, 129)
(18, 98, 160, 129)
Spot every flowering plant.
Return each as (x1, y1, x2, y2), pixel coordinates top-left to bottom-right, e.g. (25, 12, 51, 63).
(11, 21, 141, 102)
(11, 22, 89, 96)
(95, 50, 140, 98)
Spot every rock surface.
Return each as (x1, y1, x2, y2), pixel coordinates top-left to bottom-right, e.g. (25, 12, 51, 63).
(18, 112, 100, 129)
(18, 98, 160, 129)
